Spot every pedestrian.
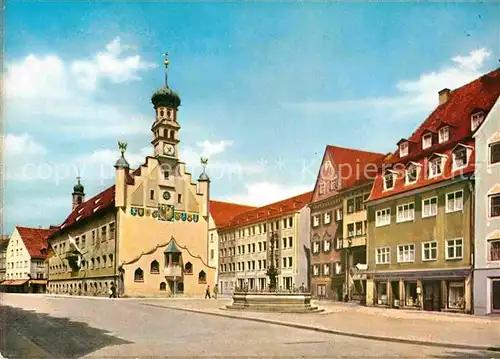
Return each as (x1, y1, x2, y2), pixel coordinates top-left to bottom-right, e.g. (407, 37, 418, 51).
(109, 282, 116, 299)
(213, 284, 218, 299)
(205, 285, 211, 299)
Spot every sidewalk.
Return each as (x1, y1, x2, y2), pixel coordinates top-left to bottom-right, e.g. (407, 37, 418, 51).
(139, 298, 500, 352)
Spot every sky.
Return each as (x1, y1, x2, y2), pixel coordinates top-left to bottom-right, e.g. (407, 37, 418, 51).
(3, 2, 500, 234)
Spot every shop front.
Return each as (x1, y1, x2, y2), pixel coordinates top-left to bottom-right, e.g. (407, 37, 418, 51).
(369, 269, 472, 313)
(0, 279, 29, 293)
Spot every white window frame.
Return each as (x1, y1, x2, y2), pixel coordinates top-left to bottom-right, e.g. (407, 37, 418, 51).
(347, 223, 355, 237)
(422, 197, 438, 218)
(487, 239, 500, 262)
(323, 263, 330, 276)
(399, 141, 409, 157)
(452, 146, 469, 171)
(312, 242, 320, 254)
(323, 239, 331, 252)
(422, 133, 432, 149)
(312, 264, 320, 276)
(471, 111, 484, 131)
(312, 215, 320, 227)
(375, 247, 391, 265)
(375, 208, 391, 227)
(396, 202, 415, 223)
(397, 244, 415, 263)
(489, 193, 500, 219)
(445, 238, 463, 260)
(422, 241, 438, 261)
(429, 156, 444, 178)
(335, 209, 343, 221)
(324, 212, 331, 225)
(405, 165, 418, 185)
(383, 173, 395, 191)
(438, 126, 449, 143)
(446, 190, 464, 213)
(489, 140, 500, 166)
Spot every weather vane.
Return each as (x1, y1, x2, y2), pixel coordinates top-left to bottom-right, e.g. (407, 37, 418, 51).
(118, 141, 127, 155)
(200, 157, 208, 172)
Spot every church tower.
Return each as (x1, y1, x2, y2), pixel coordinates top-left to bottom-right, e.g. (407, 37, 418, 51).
(151, 52, 182, 170)
(72, 176, 85, 210)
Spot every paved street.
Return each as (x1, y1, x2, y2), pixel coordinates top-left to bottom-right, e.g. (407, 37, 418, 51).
(0, 294, 499, 359)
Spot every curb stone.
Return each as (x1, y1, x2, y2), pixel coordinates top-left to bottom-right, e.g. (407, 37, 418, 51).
(140, 303, 500, 353)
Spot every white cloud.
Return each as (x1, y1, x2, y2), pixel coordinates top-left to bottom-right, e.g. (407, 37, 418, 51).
(71, 37, 157, 91)
(4, 37, 157, 138)
(221, 181, 312, 207)
(288, 47, 492, 120)
(196, 140, 235, 158)
(4, 195, 69, 225)
(4, 133, 47, 156)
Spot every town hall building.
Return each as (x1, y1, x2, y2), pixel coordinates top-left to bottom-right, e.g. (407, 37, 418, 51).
(46, 54, 216, 297)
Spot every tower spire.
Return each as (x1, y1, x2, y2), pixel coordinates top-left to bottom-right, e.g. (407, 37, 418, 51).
(164, 51, 169, 88)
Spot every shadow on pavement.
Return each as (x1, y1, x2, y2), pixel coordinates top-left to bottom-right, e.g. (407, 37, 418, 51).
(435, 349, 500, 359)
(0, 305, 132, 358)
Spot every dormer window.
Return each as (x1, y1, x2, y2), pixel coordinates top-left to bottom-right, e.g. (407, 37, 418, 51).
(405, 164, 418, 185)
(438, 126, 449, 143)
(471, 111, 484, 131)
(399, 141, 409, 157)
(383, 172, 395, 190)
(422, 133, 432, 149)
(429, 156, 444, 178)
(452, 144, 472, 171)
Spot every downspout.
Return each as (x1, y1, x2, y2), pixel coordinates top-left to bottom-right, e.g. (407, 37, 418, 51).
(114, 208, 119, 297)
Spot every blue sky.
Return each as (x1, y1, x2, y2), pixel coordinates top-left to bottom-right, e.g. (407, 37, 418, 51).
(4, 2, 500, 234)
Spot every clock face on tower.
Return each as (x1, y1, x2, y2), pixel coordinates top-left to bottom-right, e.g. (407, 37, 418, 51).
(163, 143, 176, 156)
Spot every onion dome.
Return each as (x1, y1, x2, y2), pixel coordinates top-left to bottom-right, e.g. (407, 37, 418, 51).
(151, 52, 181, 109)
(72, 177, 84, 195)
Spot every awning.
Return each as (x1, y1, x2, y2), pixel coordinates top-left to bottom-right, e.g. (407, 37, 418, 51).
(29, 280, 47, 285)
(1, 279, 28, 286)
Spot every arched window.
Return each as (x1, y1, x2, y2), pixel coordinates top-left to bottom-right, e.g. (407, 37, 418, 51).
(134, 268, 144, 282)
(184, 262, 193, 274)
(150, 260, 160, 274)
(198, 270, 206, 284)
(109, 254, 113, 267)
(160, 282, 167, 291)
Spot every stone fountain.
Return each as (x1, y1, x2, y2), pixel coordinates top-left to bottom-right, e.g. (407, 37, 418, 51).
(225, 232, 322, 313)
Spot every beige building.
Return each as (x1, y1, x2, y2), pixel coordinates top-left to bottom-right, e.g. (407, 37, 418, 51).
(217, 192, 312, 294)
(0, 235, 9, 283)
(3, 227, 55, 293)
(47, 54, 216, 297)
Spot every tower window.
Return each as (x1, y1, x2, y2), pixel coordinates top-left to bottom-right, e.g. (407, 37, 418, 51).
(164, 170, 170, 180)
(150, 190, 155, 200)
(77, 197, 83, 204)
(178, 194, 182, 203)
(160, 109, 164, 117)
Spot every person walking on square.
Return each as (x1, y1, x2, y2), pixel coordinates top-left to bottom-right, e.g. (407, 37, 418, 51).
(213, 284, 218, 299)
(109, 282, 116, 299)
(205, 285, 211, 299)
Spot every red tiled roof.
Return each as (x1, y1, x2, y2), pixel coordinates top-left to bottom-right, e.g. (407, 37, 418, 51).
(220, 191, 313, 230)
(312, 145, 387, 203)
(16, 226, 57, 259)
(49, 185, 116, 239)
(209, 201, 256, 227)
(369, 68, 500, 201)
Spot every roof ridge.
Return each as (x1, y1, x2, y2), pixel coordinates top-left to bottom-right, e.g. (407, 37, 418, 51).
(209, 200, 256, 208)
(326, 144, 386, 156)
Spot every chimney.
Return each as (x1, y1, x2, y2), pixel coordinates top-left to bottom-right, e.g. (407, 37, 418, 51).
(438, 88, 451, 105)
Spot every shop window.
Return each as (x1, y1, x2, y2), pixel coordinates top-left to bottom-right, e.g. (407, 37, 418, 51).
(160, 282, 167, 291)
(377, 282, 388, 305)
(448, 282, 465, 309)
(134, 268, 144, 282)
(150, 260, 160, 274)
(405, 282, 418, 307)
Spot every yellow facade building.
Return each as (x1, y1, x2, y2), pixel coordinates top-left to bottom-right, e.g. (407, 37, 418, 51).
(47, 54, 216, 297)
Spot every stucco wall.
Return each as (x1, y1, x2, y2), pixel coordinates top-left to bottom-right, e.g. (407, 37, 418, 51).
(367, 181, 473, 272)
(6, 229, 31, 280)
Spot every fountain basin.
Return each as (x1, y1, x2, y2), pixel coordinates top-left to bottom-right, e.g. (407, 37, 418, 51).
(225, 292, 323, 313)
